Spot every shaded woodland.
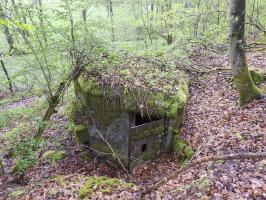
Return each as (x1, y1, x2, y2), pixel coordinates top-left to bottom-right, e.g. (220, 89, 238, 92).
(0, 0, 266, 199)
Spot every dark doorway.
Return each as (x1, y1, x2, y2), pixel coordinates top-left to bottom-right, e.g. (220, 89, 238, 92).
(135, 114, 161, 126)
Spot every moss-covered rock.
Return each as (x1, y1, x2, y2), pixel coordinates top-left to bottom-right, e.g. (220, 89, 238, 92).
(78, 176, 134, 199)
(41, 150, 67, 163)
(67, 101, 89, 144)
(249, 67, 265, 85)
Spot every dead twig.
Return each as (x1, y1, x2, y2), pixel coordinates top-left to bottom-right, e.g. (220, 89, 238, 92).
(140, 152, 266, 197)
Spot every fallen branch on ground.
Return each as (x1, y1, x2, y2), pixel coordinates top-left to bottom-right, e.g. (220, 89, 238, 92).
(140, 152, 266, 197)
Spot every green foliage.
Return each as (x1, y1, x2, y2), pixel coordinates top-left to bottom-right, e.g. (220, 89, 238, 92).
(0, 99, 46, 175)
(0, 98, 46, 129)
(12, 138, 43, 174)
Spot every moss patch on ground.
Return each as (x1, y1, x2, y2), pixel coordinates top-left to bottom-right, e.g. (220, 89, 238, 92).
(78, 176, 135, 199)
(41, 150, 67, 163)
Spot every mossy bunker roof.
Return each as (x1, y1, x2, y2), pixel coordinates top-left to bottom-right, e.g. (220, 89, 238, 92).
(75, 56, 189, 118)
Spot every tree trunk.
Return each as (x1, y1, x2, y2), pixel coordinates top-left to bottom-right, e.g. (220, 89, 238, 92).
(229, 0, 262, 105)
(166, 0, 173, 45)
(0, 158, 4, 176)
(0, 55, 14, 96)
(3, 26, 16, 55)
(108, 0, 115, 42)
(0, 2, 17, 55)
(38, 0, 47, 46)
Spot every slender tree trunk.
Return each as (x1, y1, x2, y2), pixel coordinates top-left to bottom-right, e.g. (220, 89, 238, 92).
(0, 2, 17, 55)
(0, 54, 14, 96)
(3, 26, 16, 55)
(166, 0, 173, 45)
(229, 0, 262, 105)
(37, 0, 47, 46)
(108, 0, 115, 42)
(0, 159, 4, 175)
(217, 0, 220, 24)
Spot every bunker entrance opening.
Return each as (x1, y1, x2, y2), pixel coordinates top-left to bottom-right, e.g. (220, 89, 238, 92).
(133, 113, 161, 126)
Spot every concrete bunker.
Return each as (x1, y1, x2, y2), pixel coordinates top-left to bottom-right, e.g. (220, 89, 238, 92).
(68, 56, 191, 170)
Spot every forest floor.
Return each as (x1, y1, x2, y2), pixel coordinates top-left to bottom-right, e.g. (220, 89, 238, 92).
(0, 49, 265, 200)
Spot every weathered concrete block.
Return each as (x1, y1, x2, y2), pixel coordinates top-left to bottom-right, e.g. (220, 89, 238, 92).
(69, 56, 190, 169)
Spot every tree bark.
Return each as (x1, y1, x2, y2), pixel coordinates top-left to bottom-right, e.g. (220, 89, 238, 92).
(35, 48, 94, 138)
(229, 0, 262, 105)
(0, 159, 4, 176)
(0, 54, 14, 96)
(108, 0, 115, 42)
(0, 2, 17, 55)
(37, 0, 47, 46)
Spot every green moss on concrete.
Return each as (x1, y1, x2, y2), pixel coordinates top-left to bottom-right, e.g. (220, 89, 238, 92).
(75, 70, 189, 120)
(74, 71, 189, 155)
(73, 58, 190, 161)
(67, 101, 89, 144)
(73, 126, 88, 144)
(79, 176, 134, 199)
(129, 79, 189, 119)
(249, 67, 265, 85)
(90, 142, 119, 155)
